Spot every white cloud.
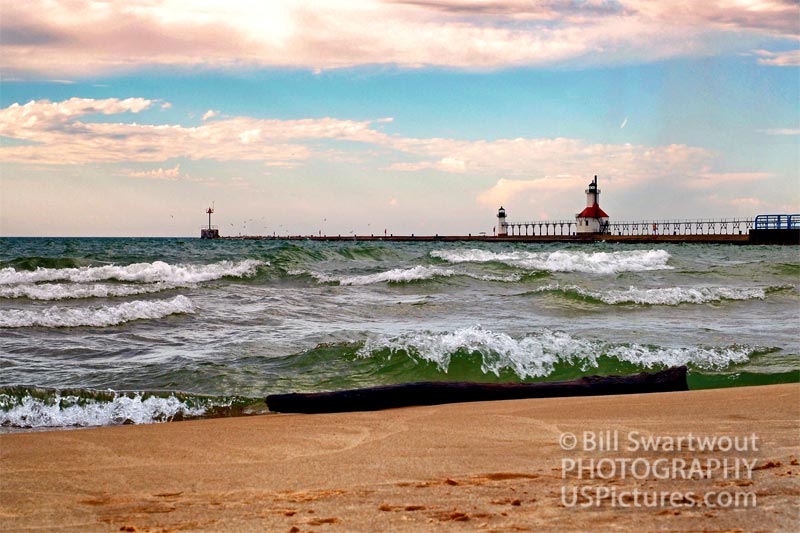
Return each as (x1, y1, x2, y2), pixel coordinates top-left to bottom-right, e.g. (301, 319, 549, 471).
(202, 109, 218, 121)
(1, 1, 797, 77)
(752, 48, 800, 66)
(0, 97, 778, 220)
(759, 127, 800, 135)
(0, 98, 383, 165)
(127, 164, 183, 180)
(689, 171, 773, 188)
(387, 137, 711, 183)
(729, 196, 767, 208)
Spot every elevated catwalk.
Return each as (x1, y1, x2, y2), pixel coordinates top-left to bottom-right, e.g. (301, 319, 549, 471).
(219, 231, 798, 245)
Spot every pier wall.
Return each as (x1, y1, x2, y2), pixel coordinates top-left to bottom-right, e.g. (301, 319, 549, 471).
(220, 234, 767, 244)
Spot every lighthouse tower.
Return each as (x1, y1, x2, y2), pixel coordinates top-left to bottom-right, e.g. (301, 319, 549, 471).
(497, 206, 508, 236)
(575, 176, 609, 234)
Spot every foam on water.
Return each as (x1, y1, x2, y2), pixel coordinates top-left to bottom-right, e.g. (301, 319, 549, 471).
(534, 284, 775, 305)
(358, 326, 754, 379)
(0, 282, 178, 300)
(431, 249, 673, 274)
(0, 295, 194, 328)
(300, 265, 521, 285)
(0, 259, 265, 285)
(0, 392, 209, 428)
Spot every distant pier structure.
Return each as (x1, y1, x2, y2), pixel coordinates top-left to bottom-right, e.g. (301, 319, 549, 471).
(200, 206, 220, 239)
(500, 174, 612, 237)
(496, 175, 797, 243)
(201, 175, 798, 244)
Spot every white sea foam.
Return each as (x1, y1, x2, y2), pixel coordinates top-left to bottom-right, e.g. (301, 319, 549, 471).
(0, 259, 265, 285)
(0, 282, 178, 300)
(0, 392, 208, 428)
(0, 295, 194, 328)
(536, 284, 771, 305)
(431, 249, 673, 274)
(358, 326, 752, 378)
(302, 266, 520, 285)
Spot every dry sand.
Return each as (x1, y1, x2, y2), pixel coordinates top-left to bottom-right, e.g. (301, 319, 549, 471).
(1, 383, 798, 532)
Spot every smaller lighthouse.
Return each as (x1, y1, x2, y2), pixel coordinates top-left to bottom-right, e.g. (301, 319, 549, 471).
(497, 206, 508, 236)
(575, 176, 609, 234)
(200, 206, 220, 239)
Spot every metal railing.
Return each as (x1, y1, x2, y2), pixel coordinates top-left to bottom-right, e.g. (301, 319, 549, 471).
(608, 218, 753, 236)
(754, 214, 800, 230)
(503, 220, 576, 236)
(504, 218, 756, 236)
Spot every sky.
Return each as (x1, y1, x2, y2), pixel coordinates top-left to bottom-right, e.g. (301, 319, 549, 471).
(1, 0, 798, 237)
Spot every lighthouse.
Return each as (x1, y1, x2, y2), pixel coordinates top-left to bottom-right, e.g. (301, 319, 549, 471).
(575, 176, 609, 234)
(497, 206, 508, 236)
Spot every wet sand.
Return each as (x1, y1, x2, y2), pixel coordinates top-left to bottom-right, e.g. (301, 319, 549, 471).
(1, 383, 798, 532)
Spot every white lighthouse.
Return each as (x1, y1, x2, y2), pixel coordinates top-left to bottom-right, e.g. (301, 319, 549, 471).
(576, 176, 609, 234)
(497, 206, 508, 236)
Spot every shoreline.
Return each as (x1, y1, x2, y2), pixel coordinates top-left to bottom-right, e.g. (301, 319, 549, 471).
(1, 383, 798, 531)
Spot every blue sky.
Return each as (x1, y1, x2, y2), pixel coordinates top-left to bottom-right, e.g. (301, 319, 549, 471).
(1, 1, 798, 237)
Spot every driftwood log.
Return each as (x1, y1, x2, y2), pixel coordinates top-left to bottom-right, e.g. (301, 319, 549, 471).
(266, 366, 688, 414)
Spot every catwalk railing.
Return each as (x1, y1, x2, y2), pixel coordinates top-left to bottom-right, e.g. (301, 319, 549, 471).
(503, 218, 755, 236)
(754, 214, 799, 230)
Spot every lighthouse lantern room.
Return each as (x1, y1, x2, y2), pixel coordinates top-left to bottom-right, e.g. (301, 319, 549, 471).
(575, 175, 609, 234)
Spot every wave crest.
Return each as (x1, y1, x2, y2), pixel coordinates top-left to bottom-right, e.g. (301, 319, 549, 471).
(431, 249, 672, 274)
(534, 284, 777, 305)
(0, 282, 179, 300)
(0, 295, 194, 328)
(358, 326, 754, 379)
(298, 265, 521, 285)
(0, 391, 210, 428)
(0, 259, 265, 286)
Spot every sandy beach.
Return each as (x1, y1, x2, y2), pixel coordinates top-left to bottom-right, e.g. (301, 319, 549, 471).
(1, 383, 798, 532)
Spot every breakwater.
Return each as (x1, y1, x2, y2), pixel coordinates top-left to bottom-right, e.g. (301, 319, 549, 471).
(221, 232, 797, 244)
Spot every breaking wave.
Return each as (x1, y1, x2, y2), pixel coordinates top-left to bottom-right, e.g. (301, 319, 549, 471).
(357, 326, 755, 379)
(0, 388, 237, 428)
(299, 265, 521, 285)
(0, 282, 179, 300)
(531, 284, 781, 305)
(0, 295, 194, 328)
(431, 249, 673, 274)
(0, 259, 265, 285)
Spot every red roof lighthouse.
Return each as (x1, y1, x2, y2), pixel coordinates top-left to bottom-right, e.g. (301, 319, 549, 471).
(576, 176, 609, 234)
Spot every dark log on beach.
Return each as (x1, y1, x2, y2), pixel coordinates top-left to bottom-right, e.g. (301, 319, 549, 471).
(265, 366, 688, 414)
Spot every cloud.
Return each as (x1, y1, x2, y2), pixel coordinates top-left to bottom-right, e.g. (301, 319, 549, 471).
(0, 98, 385, 165)
(620, 117, 628, 129)
(687, 171, 773, 189)
(126, 164, 183, 180)
(2, 1, 797, 77)
(0, 97, 773, 214)
(759, 128, 800, 135)
(752, 48, 800, 66)
(0, 97, 152, 134)
(729, 197, 767, 208)
(387, 136, 711, 184)
(202, 109, 218, 121)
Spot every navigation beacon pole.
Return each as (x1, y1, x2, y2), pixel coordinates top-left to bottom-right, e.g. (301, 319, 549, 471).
(200, 206, 220, 239)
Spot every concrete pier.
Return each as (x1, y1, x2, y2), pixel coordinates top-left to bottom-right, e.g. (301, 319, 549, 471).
(217, 231, 797, 244)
